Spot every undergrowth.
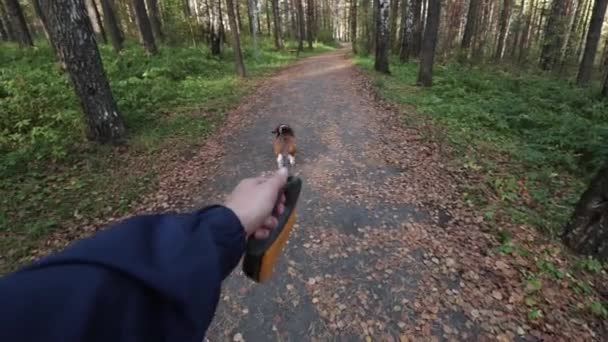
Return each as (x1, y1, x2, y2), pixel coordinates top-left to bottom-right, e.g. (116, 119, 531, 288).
(0, 39, 333, 271)
(353, 56, 608, 236)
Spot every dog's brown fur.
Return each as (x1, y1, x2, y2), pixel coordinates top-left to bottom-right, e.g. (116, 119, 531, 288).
(272, 124, 297, 168)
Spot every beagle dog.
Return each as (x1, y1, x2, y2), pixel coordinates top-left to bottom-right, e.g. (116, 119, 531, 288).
(272, 124, 297, 169)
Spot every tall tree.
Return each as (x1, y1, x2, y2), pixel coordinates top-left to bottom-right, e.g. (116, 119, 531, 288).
(4, 0, 33, 46)
(417, 0, 441, 86)
(131, 0, 157, 54)
(40, 0, 126, 143)
(494, 0, 512, 61)
(146, 0, 163, 41)
(388, 0, 399, 50)
(539, 0, 570, 70)
(602, 66, 608, 97)
(562, 160, 608, 260)
(99, 0, 124, 52)
(86, 0, 107, 44)
(398, 0, 412, 61)
(351, 0, 357, 53)
(266, 0, 272, 34)
(374, 0, 390, 73)
(518, 0, 535, 63)
(236, 0, 244, 32)
(226, 0, 246, 76)
(271, 0, 282, 48)
(307, 0, 314, 48)
(0, 10, 7, 40)
(296, 0, 305, 51)
(0, 1, 14, 42)
(576, 0, 608, 87)
(249, 0, 259, 58)
(411, 0, 422, 57)
(31, 0, 53, 44)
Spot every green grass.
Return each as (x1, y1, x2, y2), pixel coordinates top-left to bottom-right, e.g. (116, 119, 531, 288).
(354, 56, 608, 236)
(0, 38, 333, 271)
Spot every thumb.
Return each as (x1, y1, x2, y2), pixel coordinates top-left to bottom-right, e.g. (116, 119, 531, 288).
(268, 167, 288, 190)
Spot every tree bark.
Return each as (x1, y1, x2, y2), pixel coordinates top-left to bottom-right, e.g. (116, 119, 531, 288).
(249, 0, 259, 57)
(398, 0, 412, 61)
(4, 0, 33, 46)
(307, 0, 314, 48)
(266, 0, 272, 34)
(85, 0, 107, 44)
(271, 0, 282, 48)
(388, 0, 399, 51)
(31, 0, 53, 44)
(417, 0, 440, 86)
(247, 0, 255, 34)
(576, 0, 608, 87)
(563, 161, 608, 261)
(602, 66, 608, 97)
(131, 0, 157, 54)
(0, 1, 14, 41)
(40, 0, 126, 144)
(99, 0, 124, 52)
(0, 10, 6, 40)
(146, 0, 163, 41)
(411, 0, 422, 57)
(351, 0, 357, 53)
(374, 0, 390, 73)
(236, 0, 244, 32)
(226, 0, 246, 76)
(296, 0, 305, 51)
(518, 0, 534, 63)
(539, 0, 570, 70)
(494, 0, 512, 61)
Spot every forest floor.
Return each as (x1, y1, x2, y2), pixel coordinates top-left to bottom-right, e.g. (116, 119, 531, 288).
(34, 48, 608, 340)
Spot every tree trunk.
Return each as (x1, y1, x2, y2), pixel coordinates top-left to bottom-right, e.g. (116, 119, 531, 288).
(99, 0, 124, 52)
(417, 0, 440, 86)
(40, 0, 126, 144)
(494, 0, 512, 61)
(518, 0, 534, 63)
(146, 0, 163, 41)
(563, 161, 608, 260)
(30, 0, 53, 44)
(247, 0, 255, 34)
(266, 0, 272, 34)
(85, 0, 107, 44)
(235, 0, 243, 32)
(131, 0, 157, 54)
(249, 0, 259, 57)
(411, 0, 422, 57)
(296, 0, 305, 51)
(0, 10, 6, 40)
(271, 0, 282, 48)
(307, 0, 314, 48)
(539, 0, 569, 70)
(374, 0, 390, 73)
(602, 67, 608, 97)
(0, 1, 14, 41)
(576, 0, 608, 87)
(398, 0, 412, 61)
(226, 0, 246, 76)
(388, 0, 399, 51)
(4, 0, 33, 46)
(576, 0, 593, 60)
(351, 0, 357, 53)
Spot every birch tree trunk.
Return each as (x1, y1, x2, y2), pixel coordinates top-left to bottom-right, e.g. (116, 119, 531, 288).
(226, 0, 247, 76)
(374, 0, 390, 73)
(40, 0, 126, 144)
(146, 0, 163, 41)
(417, 0, 441, 86)
(576, 0, 608, 87)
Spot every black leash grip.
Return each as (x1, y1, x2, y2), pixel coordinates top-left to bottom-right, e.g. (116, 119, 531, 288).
(242, 176, 302, 282)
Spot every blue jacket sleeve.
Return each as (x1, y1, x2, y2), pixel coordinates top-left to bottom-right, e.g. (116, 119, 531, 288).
(0, 205, 246, 342)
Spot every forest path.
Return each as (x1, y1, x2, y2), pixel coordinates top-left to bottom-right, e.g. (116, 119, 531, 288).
(133, 49, 598, 340)
(199, 49, 481, 340)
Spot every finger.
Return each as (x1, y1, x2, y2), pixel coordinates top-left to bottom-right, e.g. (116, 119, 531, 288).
(267, 167, 288, 190)
(254, 229, 270, 239)
(262, 216, 278, 230)
(274, 202, 285, 216)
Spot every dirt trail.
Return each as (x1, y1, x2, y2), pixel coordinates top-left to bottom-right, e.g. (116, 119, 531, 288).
(133, 49, 602, 340)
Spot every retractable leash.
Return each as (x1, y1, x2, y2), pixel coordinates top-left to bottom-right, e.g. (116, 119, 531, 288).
(242, 163, 302, 283)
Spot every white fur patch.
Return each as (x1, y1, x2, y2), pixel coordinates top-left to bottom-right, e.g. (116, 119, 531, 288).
(277, 154, 284, 169)
(288, 154, 295, 166)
